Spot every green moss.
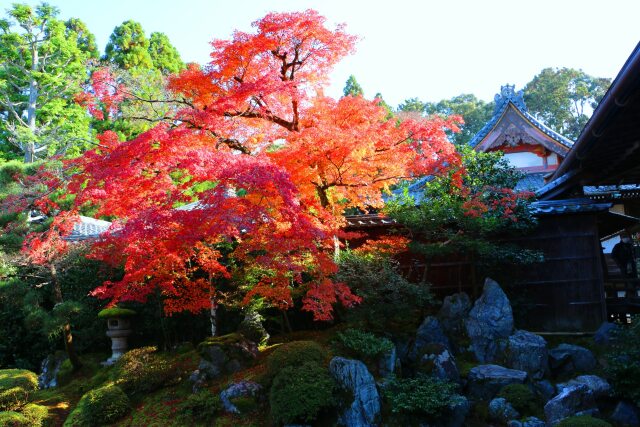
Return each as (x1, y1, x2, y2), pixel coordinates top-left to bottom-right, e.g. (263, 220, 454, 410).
(21, 403, 48, 426)
(265, 341, 326, 383)
(333, 329, 394, 361)
(497, 383, 541, 417)
(97, 307, 136, 319)
(0, 369, 38, 411)
(556, 415, 613, 427)
(197, 333, 256, 365)
(64, 384, 129, 426)
(112, 347, 177, 395)
(177, 390, 222, 423)
(0, 411, 28, 426)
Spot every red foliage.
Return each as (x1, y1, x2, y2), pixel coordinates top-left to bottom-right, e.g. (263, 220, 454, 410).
(23, 10, 460, 321)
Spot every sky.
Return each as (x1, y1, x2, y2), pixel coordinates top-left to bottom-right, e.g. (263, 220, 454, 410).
(8, 0, 640, 108)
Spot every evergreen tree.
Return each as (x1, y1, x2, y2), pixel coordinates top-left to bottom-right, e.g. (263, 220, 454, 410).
(343, 74, 364, 97)
(148, 32, 184, 75)
(103, 20, 153, 70)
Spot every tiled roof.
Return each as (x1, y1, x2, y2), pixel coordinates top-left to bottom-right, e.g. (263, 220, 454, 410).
(468, 85, 574, 150)
(66, 216, 112, 242)
(530, 198, 611, 216)
(515, 173, 547, 192)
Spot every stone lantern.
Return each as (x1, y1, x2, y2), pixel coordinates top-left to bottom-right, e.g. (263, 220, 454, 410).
(98, 307, 136, 366)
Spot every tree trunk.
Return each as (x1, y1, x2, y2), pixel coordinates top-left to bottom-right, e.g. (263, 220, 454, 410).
(50, 264, 82, 370)
(316, 186, 341, 259)
(209, 278, 217, 337)
(24, 43, 39, 163)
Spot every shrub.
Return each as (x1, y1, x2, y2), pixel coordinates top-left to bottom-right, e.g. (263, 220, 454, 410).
(605, 317, 640, 406)
(66, 385, 130, 426)
(0, 411, 28, 427)
(265, 341, 326, 380)
(55, 359, 74, 387)
(497, 383, 540, 417)
(556, 415, 612, 427)
(112, 347, 177, 395)
(178, 390, 222, 423)
(334, 328, 394, 360)
(269, 361, 336, 425)
(382, 375, 459, 419)
(336, 251, 434, 332)
(22, 403, 48, 426)
(0, 369, 38, 411)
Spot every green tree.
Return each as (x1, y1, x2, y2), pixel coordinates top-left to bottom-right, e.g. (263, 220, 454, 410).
(524, 67, 611, 140)
(65, 18, 99, 59)
(386, 146, 540, 282)
(103, 20, 153, 70)
(397, 97, 427, 113)
(424, 94, 494, 145)
(343, 74, 364, 97)
(148, 32, 184, 75)
(0, 3, 94, 162)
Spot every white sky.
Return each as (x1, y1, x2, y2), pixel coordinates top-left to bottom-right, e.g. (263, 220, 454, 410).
(10, 0, 640, 107)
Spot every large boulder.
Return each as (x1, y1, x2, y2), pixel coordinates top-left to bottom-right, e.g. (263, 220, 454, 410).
(611, 401, 640, 427)
(489, 397, 520, 423)
(438, 292, 472, 337)
(443, 395, 470, 427)
(558, 375, 611, 400)
(411, 316, 451, 362)
(548, 344, 597, 377)
(418, 343, 460, 383)
(534, 380, 556, 403)
(220, 381, 262, 414)
(329, 357, 381, 427)
(467, 364, 528, 401)
(465, 278, 514, 363)
(543, 384, 596, 425)
(507, 330, 548, 380)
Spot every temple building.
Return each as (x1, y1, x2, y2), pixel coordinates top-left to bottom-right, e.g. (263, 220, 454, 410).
(469, 85, 573, 191)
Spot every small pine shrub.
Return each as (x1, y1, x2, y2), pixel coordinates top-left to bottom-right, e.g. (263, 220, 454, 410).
(334, 328, 394, 360)
(497, 383, 540, 417)
(0, 411, 28, 427)
(178, 390, 222, 423)
(382, 375, 459, 419)
(265, 341, 326, 380)
(0, 369, 38, 411)
(605, 317, 640, 406)
(113, 347, 177, 395)
(269, 361, 336, 425)
(556, 415, 613, 427)
(67, 385, 130, 426)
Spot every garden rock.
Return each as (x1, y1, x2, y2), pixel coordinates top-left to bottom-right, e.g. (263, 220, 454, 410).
(611, 401, 640, 427)
(465, 278, 513, 363)
(559, 375, 611, 399)
(411, 316, 451, 361)
(438, 292, 471, 337)
(594, 322, 618, 346)
(507, 330, 548, 380)
(467, 364, 527, 400)
(419, 343, 460, 383)
(378, 345, 397, 378)
(443, 395, 470, 427)
(220, 381, 262, 414)
(489, 397, 520, 423)
(548, 344, 597, 377)
(507, 417, 546, 427)
(38, 353, 67, 389)
(197, 333, 258, 379)
(543, 384, 596, 425)
(329, 357, 381, 427)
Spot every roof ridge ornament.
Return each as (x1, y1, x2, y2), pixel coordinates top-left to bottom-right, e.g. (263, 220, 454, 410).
(494, 84, 527, 113)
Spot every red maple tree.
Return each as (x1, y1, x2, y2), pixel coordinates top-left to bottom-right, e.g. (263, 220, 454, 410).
(23, 10, 460, 327)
